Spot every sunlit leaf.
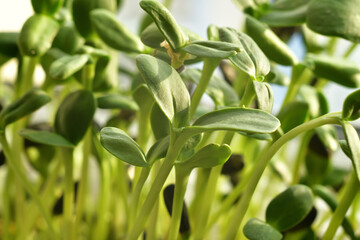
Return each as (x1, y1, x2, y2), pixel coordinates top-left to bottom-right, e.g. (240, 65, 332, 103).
(243, 218, 282, 240)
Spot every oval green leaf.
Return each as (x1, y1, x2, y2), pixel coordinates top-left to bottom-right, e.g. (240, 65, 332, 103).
(277, 101, 309, 133)
(18, 14, 59, 57)
(54, 90, 96, 145)
(245, 15, 297, 66)
(182, 40, 240, 59)
(253, 81, 273, 113)
(176, 144, 231, 170)
(186, 108, 280, 135)
(72, 0, 116, 39)
(0, 89, 51, 130)
(91, 9, 145, 53)
(150, 103, 170, 140)
(266, 185, 314, 232)
(298, 85, 329, 119)
(0, 32, 19, 58)
(140, 0, 188, 51)
(49, 54, 89, 80)
(343, 89, 360, 121)
(146, 136, 169, 165)
(219, 27, 270, 78)
(136, 54, 190, 128)
(31, 0, 63, 15)
(260, 0, 310, 27)
(100, 127, 148, 167)
(97, 94, 139, 111)
(52, 24, 84, 54)
(19, 129, 74, 148)
(243, 218, 282, 240)
(305, 54, 360, 88)
(306, 0, 360, 42)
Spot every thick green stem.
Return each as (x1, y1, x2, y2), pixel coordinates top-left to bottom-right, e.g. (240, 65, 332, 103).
(189, 59, 219, 119)
(2, 171, 12, 240)
(238, 78, 255, 107)
(62, 148, 74, 240)
(322, 171, 360, 240)
(224, 113, 341, 240)
(0, 132, 56, 236)
(168, 169, 189, 240)
(146, 199, 160, 240)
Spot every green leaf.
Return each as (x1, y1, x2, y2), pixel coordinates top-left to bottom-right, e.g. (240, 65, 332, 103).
(19, 129, 74, 148)
(97, 94, 139, 111)
(245, 15, 297, 66)
(72, 0, 116, 39)
(91, 9, 145, 53)
(260, 0, 310, 27)
(253, 81, 273, 113)
(182, 40, 240, 59)
(31, 0, 63, 15)
(266, 185, 314, 232)
(49, 54, 89, 80)
(298, 85, 329, 119)
(146, 136, 169, 165)
(305, 54, 360, 88)
(178, 134, 203, 162)
(243, 218, 283, 240)
(150, 103, 170, 140)
(341, 121, 360, 182)
(54, 90, 96, 145)
(339, 140, 352, 160)
(0, 89, 51, 130)
(176, 144, 231, 170)
(40, 48, 68, 76)
(306, 0, 360, 42)
(0, 32, 19, 58)
(219, 27, 270, 78)
(18, 14, 59, 56)
(52, 24, 84, 54)
(343, 89, 360, 121)
(277, 101, 309, 133)
(100, 127, 148, 167)
(140, 0, 188, 51)
(185, 108, 280, 135)
(140, 22, 202, 49)
(181, 68, 239, 107)
(136, 54, 190, 128)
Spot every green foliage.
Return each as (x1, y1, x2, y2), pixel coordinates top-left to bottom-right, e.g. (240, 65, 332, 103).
(243, 218, 282, 240)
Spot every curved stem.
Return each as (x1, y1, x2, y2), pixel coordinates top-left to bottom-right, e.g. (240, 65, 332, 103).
(224, 113, 341, 240)
(189, 59, 219, 119)
(0, 132, 57, 237)
(322, 171, 360, 240)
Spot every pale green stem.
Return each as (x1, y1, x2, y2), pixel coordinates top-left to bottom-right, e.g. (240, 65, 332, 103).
(146, 199, 160, 240)
(127, 167, 151, 233)
(167, 169, 189, 240)
(127, 131, 188, 240)
(225, 113, 341, 240)
(74, 128, 92, 235)
(189, 59, 219, 119)
(343, 43, 358, 58)
(0, 132, 57, 237)
(17, 153, 62, 240)
(93, 155, 112, 240)
(291, 132, 313, 184)
(62, 148, 74, 240)
(238, 79, 254, 107)
(322, 171, 360, 240)
(282, 67, 312, 108)
(2, 170, 12, 240)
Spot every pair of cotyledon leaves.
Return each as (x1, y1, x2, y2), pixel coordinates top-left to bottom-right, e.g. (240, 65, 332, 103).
(243, 185, 314, 240)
